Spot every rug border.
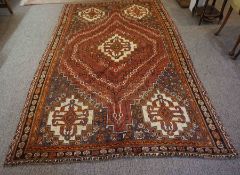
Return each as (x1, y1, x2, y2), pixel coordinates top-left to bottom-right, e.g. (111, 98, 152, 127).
(5, 0, 238, 166)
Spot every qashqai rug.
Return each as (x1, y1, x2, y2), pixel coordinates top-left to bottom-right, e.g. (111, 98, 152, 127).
(5, 0, 237, 165)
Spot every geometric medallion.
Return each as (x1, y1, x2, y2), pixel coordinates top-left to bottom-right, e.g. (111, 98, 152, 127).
(78, 7, 105, 22)
(47, 95, 93, 144)
(124, 4, 149, 19)
(98, 33, 138, 62)
(142, 90, 191, 138)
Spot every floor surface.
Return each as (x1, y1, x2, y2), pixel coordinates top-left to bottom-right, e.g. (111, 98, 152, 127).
(0, 0, 240, 174)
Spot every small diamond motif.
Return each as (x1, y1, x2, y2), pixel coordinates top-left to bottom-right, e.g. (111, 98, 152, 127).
(78, 7, 105, 22)
(98, 34, 137, 62)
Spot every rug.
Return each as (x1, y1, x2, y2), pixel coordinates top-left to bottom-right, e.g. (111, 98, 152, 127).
(5, 0, 237, 165)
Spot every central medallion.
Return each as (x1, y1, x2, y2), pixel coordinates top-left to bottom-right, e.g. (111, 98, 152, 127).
(98, 34, 137, 62)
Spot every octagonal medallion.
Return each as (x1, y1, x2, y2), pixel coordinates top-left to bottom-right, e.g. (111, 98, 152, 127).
(124, 4, 149, 19)
(98, 33, 138, 63)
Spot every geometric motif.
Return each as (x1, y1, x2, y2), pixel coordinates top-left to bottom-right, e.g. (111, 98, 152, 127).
(124, 4, 149, 19)
(78, 7, 105, 22)
(98, 33, 138, 62)
(47, 95, 93, 144)
(142, 90, 190, 138)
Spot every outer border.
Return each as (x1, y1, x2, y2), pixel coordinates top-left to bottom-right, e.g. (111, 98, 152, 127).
(5, 0, 238, 166)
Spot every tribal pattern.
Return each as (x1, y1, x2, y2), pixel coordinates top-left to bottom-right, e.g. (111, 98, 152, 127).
(5, 0, 237, 165)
